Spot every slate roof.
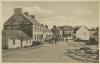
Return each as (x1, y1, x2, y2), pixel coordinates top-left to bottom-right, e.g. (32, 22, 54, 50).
(76, 26, 89, 32)
(51, 27, 61, 32)
(93, 31, 99, 41)
(4, 14, 32, 25)
(4, 12, 41, 26)
(4, 15, 19, 25)
(44, 27, 53, 33)
(3, 30, 31, 40)
(21, 13, 41, 25)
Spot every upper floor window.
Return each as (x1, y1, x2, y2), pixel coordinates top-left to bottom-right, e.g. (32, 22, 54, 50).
(5, 25, 19, 30)
(6, 26, 12, 30)
(39, 26, 40, 32)
(39, 26, 41, 32)
(84, 32, 86, 36)
(37, 26, 39, 32)
(35, 26, 36, 32)
(37, 26, 40, 32)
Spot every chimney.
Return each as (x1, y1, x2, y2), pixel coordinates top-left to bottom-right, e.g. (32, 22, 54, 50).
(14, 8, 22, 15)
(30, 15, 35, 19)
(41, 24, 44, 26)
(45, 25, 48, 28)
(24, 12, 28, 16)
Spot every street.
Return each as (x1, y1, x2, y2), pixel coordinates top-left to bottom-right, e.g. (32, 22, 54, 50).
(2, 41, 82, 63)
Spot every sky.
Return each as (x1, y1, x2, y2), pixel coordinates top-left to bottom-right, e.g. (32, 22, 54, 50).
(2, 1, 99, 29)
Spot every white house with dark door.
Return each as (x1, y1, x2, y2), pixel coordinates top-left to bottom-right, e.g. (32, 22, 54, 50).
(76, 26, 90, 40)
(2, 8, 53, 49)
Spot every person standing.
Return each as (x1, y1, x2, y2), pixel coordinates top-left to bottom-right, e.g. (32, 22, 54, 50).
(52, 36, 56, 44)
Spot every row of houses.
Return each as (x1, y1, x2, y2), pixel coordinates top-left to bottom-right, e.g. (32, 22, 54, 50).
(51, 25, 99, 43)
(74, 26, 98, 42)
(2, 8, 53, 49)
(2, 8, 99, 49)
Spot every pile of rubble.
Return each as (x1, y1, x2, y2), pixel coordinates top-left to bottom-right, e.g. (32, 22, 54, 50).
(65, 42, 99, 63)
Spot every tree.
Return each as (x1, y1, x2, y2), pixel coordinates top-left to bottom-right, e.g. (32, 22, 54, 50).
(90, 27, 96, 31)
(73, 26, 81, 34)
(45, 25, 48, 28)
(51, 25, 57, 32)
(96, 26, 99, 32)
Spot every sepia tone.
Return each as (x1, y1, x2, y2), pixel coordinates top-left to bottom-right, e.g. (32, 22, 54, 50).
(2, 1, 99, 63)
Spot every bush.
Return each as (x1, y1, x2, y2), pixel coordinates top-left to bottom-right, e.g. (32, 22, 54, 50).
(84, 49, 95, 54)
(24, 46, 30, 48)
(86, 38, 98, 45)
(75, 38, 81, 42)
(32, 41, 41, 46)
(79, 47, 90, 50)
(79, 47, 95, 54)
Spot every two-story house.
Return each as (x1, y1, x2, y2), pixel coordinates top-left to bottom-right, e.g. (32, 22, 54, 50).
(51, 25, 63, 41)
(2, 8, 52, 49)
(76, 26, 90, 41)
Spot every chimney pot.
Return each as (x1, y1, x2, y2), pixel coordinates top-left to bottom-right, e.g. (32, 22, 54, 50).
(14, 8, 22, 15)
(24, 12, 28, 16)
(30, 15, 35, 19)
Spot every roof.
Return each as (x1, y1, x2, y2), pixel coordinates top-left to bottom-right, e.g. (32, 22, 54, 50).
(93, 31, 99, 36)
(4, 14, 33, 25)
(21, 13, 41, 26)
(3, 30, 31, 40)
(93, 31, 99, 42)
(59, 25, 74, 31)
(44, 27, 53, 33)
(51, 27, 61, 32)
(4, 12, 41, 26)
(77, 26, 89, 32)
(81, 26, 89, 30)
(57, 27, 62, 31)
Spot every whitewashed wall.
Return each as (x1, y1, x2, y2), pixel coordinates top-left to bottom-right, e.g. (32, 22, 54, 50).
(8, 39, 21, 49)
(76, 27, 90, 40)
(8, 39, 32, 49)
(22, 40, 32, 47)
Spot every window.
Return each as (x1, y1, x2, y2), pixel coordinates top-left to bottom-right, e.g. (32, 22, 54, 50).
(26, 40, 28, 43)
(40, 27, 42, 32)
(42, 27, 44, 32)
(39, 26, 40, 32)
(37, 26, 39, 32)
(37, 35, 38, 41)
(41, 26, 42, 32)
(6, 25, 19, 30)
(35, 26, 36, 32)
(40, 26, 41, 32)
(30, 39, 31, 43)
(84, 32, 86, 36)
(13, 25, 19, 30)
(13, 40, 15, 45)
(35, 34, 37, 41)
(6, 26, 12, 30)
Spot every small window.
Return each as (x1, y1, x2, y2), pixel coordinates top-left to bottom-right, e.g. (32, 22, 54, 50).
(26, 40, 28, 43)
(38, 26, 40, 32)
(37, 26, 39, 32)
(35, 35, 37, 40)
(13, 25, 19, 30)
(40, 26, 41, 32)
(13, 40, 15, 45)
(35, 26, 36, 32)
(6, 26, 12, 30)
(30, 39, 31, 43)
(84, 32, 86, 36)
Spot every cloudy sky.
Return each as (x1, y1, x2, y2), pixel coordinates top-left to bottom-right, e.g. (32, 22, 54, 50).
(2, 1, 98, 29)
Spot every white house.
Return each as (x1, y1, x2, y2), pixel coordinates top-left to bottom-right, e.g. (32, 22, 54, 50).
(76, 26, 90, 40)
(2, 8, 52, 49)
